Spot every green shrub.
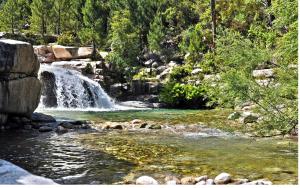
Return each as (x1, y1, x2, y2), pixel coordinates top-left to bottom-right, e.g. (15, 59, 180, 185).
(159, 82, 209, 108)
(168, 65, 192, 82)
(82, 63, 94, 74)
(57, 32, 77, 46)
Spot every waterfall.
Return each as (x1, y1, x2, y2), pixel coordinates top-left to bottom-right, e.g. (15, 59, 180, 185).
(38, 64, 116, 110)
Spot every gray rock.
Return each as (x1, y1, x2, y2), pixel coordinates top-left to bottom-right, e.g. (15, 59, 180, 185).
(214, 172, 231, 184)
(191, 68, 203, 75)
(166, 180, 177, 185)
(59, 122, 76, 129)
(0, 77, 41, 117)
(195, 175, 208, 182)
(144, 59, 154, 66)
(136, 176, 158, 185)
(232, 178, 249, 184)
(195, 180, 206, 185)
(252, 69, 274, 78)
(0, 39, 41, 123)
(0, 159, 57, 184)
(240, 112, 259, 124)
(180, 176, 196, 185)
(244, 179, 272, 185)
(164, 175, 180, 184)
(206, 179, 214, 185)
(168, 61, 178, 67)
(39, 126, 53, 132)
(0, 39, 39, 75)
(31, 113, 56, 123)
(152, 62, 159, 68)
(56, 126, 68, 134)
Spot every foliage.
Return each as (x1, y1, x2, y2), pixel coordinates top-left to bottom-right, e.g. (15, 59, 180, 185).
(159, 82, 209, 108)
(106, 10, 140, 71)
(208, 27, 297, 135)
(147, 14, 165, 53)
(80, 0, 109, 59)
(0, 0, 30, 33)
(57, 32, 77, 46)
(168, 65, 192, 83)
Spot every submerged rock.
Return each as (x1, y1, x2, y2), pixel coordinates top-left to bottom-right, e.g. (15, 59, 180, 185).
(39, 125, 53, 132)
(136, 176, 158, 185)
(147, 124, 162, 129)
(214, 172, 232, 184)
(31, 113, 56, 123)
(0, 159, 57, 184)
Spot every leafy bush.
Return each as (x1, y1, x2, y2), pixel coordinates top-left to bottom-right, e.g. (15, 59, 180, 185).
(57, 32, 77, 46)
(168, 65, 192, 82)
(159, 82, 209, 108)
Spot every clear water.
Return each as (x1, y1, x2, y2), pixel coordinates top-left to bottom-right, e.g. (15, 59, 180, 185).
(0, 109, 297, 185)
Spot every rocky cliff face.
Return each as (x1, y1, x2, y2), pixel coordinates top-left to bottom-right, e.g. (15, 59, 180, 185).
(0, 39, 41, 125)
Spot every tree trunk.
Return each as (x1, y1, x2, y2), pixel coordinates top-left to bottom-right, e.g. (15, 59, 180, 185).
(210, 0, 216, 50)
(92, 40, 97, 60)
(266, 0, 275, 26)
(57, 8, 61, 35)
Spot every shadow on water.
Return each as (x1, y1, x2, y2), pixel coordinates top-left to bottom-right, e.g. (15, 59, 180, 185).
(0, 131, 136, 184)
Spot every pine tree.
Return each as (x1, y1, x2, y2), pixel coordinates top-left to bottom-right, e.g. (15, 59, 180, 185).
(80, 0, 109, 59)
(0, 0, 21, 33)
(147, 14, 165, 53)
(30, 0, 54, 36)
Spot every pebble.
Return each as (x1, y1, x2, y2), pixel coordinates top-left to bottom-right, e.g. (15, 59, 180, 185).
(166, 180, 177, 185)
(195, 175, 208, 182)
(136, 176, 158, 185)
(214, 172, 231, 184)
(180, 176, 196, 185)
(206, 179, 214, 185)
(195, 180, 206, 185)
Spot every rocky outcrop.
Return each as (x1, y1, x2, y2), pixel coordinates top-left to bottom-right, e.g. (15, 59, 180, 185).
(0, 159, 56, 184)
(0, 39, 41, 125)
(33, 45, 94, 63)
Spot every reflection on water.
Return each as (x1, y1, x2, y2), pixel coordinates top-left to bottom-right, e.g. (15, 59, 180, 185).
(0, 131, 135, 184)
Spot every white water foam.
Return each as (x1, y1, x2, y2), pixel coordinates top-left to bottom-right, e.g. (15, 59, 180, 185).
(38, 64, 143, 111)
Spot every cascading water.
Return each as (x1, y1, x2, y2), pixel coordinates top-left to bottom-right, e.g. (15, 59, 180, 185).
(38, 64, 116, 110)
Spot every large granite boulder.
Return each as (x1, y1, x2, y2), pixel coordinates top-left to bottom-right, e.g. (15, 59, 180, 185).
(52, 45, 93, 60)
(0, 159, 57, 184)
(0, 39, 41, 123)
(0, 39, 39, 76)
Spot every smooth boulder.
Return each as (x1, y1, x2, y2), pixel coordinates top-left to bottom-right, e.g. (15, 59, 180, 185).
(136, 176, 158, 185)
(0, 159, 57, 184)
(0, 39, 39, 76)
